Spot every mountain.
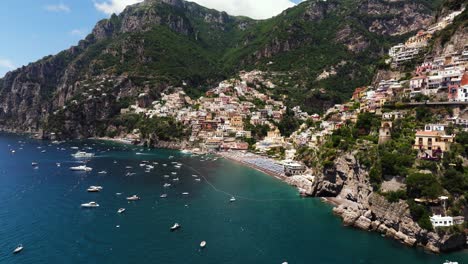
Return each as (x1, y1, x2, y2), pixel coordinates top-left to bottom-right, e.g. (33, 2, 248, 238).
(0, 0, 443, 137)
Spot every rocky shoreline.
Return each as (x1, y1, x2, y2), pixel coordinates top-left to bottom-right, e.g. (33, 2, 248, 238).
(309, 150, 467, 254)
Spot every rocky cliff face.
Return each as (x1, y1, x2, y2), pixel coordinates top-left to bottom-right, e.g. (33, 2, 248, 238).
(310, 151, 466, 253)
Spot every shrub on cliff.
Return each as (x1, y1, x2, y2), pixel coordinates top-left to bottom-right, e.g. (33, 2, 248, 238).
(406, 173, 443, 199)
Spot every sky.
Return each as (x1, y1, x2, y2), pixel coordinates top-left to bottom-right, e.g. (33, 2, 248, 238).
(0, 0, 302, 78)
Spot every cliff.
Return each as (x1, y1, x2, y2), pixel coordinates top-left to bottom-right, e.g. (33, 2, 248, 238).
(311, 151, 466, 253)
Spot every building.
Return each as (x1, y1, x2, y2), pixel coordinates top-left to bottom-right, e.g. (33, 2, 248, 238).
(413, 130, 455, 159)
(283, 161, 307, 176)
(430, 215, 454, 227)
(378, 121, 392, 145)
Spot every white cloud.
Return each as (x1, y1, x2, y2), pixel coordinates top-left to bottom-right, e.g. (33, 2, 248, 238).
(94, 0, 298, 19)
(0, 59, 15, 70)
(70, 29, 88, 38)
(44, 3, 71, 13)
(94, 0, 143, 15)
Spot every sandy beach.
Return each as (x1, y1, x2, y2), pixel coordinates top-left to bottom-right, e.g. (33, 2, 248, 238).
(218, 151, 287, 180)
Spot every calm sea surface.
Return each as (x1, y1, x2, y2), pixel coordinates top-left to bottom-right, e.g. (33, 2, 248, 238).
(0, 133, 466, 264)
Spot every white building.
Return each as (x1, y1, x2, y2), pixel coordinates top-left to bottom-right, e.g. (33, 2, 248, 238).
(430, 215, 453, 227)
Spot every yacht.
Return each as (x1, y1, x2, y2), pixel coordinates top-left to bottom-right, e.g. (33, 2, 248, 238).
(170, 223, 180, 231)
(160, 194, 168, 198)
(230, 197, 236, 202)
(13, 244, 23, 254)
(200, 241, 207, 248)
(72, 151, 94, 158)
(81, 201, 99, 208)
(70, 165, 92, 172)
(117, 208, 126, 214)
(126, 195, 140, 201)
(87, 186, 103, 192)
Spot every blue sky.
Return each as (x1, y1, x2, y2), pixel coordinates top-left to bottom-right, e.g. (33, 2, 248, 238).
(0, 0, 302, 77)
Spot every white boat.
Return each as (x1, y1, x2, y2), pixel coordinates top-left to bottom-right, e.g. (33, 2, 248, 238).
(70, 165, 92, 172)
(163, 183, 172, 188)
(195, 178, 201, 182)
(171, 172, 177, 175)
(13, 244, 23, 254)
(230, 197, 236, 202)
(72, 151, 94, 158)
(126, 195, 140, 201)
(443, 261, 459, 264)
(200, 241, 207, 248)
(170, 223, 180, 231)
(87, 186, 103, 192)
(71, 147, 79, 150)
(56, 163, 61, 167)
(117, 208, 126, 214)
(182, 192, 189, 195)
(168, 156, 174, 159)
(31, 162, 38, 166)
(81, 201, 99, 208)
(98, 171, 107, 174)
(160, 194, 168, 198)
(173, 178, 179, 181)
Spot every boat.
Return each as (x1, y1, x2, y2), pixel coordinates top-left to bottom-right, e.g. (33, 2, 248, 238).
(56, 163, 61, 167)
(163, 183, 172, 188)
(443, 261, 459, 264)
(31, 162, 38, 166)
(116, 193, 122, 196)
(160, 194, 168, 198)
(182, 192, 189, 195)
(170, 223, 180, 231)
(81, 201, 99, 208)
(164, 175, 170, 178)
(72, 151, 94, 158)
(168, 156, 174, 159)
(117, 208, 126, 214)
(200, 241, 207, 248)
(126, 195, 140, 201)
(195, 178, 201, 182)
(70, 165, 92, 172)
(230, 197, 236, 202)
(98, 171, 107, 174)
(13, 244, 23, 254)
(87, 186, 103, 192)
(171, 172, 177, 175)
(173, 178, 179, 181)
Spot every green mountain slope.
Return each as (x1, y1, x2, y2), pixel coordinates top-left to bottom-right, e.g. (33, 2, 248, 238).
(0, 0, 444, 136)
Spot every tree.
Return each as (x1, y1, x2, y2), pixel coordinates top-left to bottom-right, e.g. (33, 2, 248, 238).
(406, 173, 443, 199)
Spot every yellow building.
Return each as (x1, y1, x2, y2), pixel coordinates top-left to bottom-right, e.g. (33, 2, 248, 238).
(414, 131, 455, 158)
(230, 115, 244, 131)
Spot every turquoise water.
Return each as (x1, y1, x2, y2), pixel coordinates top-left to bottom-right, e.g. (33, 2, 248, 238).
(0, 133, 466, 264)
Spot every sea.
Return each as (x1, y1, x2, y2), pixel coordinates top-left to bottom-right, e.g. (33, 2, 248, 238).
(0, 132, 466, 264)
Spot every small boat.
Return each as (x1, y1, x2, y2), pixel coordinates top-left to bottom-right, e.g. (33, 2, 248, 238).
(117, 208, 126, 214)
(182, 192, 189, 195)
(171, 172, 177, 175)
(116, 193, 122, 196)
(70, 165, 92, 172)
(41, 150, 46, 153)
(163, 183, 172, 188)
(13, 244, 23, 254)
(195, 178, 201, 182)
(443, 261, 459, 264)
(126, 195, 140, 201)
(230, 197, 236, 202)
(170, 223, 180, 231)
(11, 150, 16, 153)
(81, 201, 99, 208)
(98, 171, 107, 174)
(160, 194, 168, 198)
(31, 162, 38, 166)
(72, 151, 94, 158)
(87, 186, 103, 192)
(173, 178, 179, 181)
(125, 166, 133, 169)
(164, 175, 170, 178)
(192, 175, 198, 177)
(56, 163, 61, 167)
(200, 241, 207, 248)
(71, 147, 79, 150)
(162, 164, 167, 167)
(168, 156, 174, 159)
